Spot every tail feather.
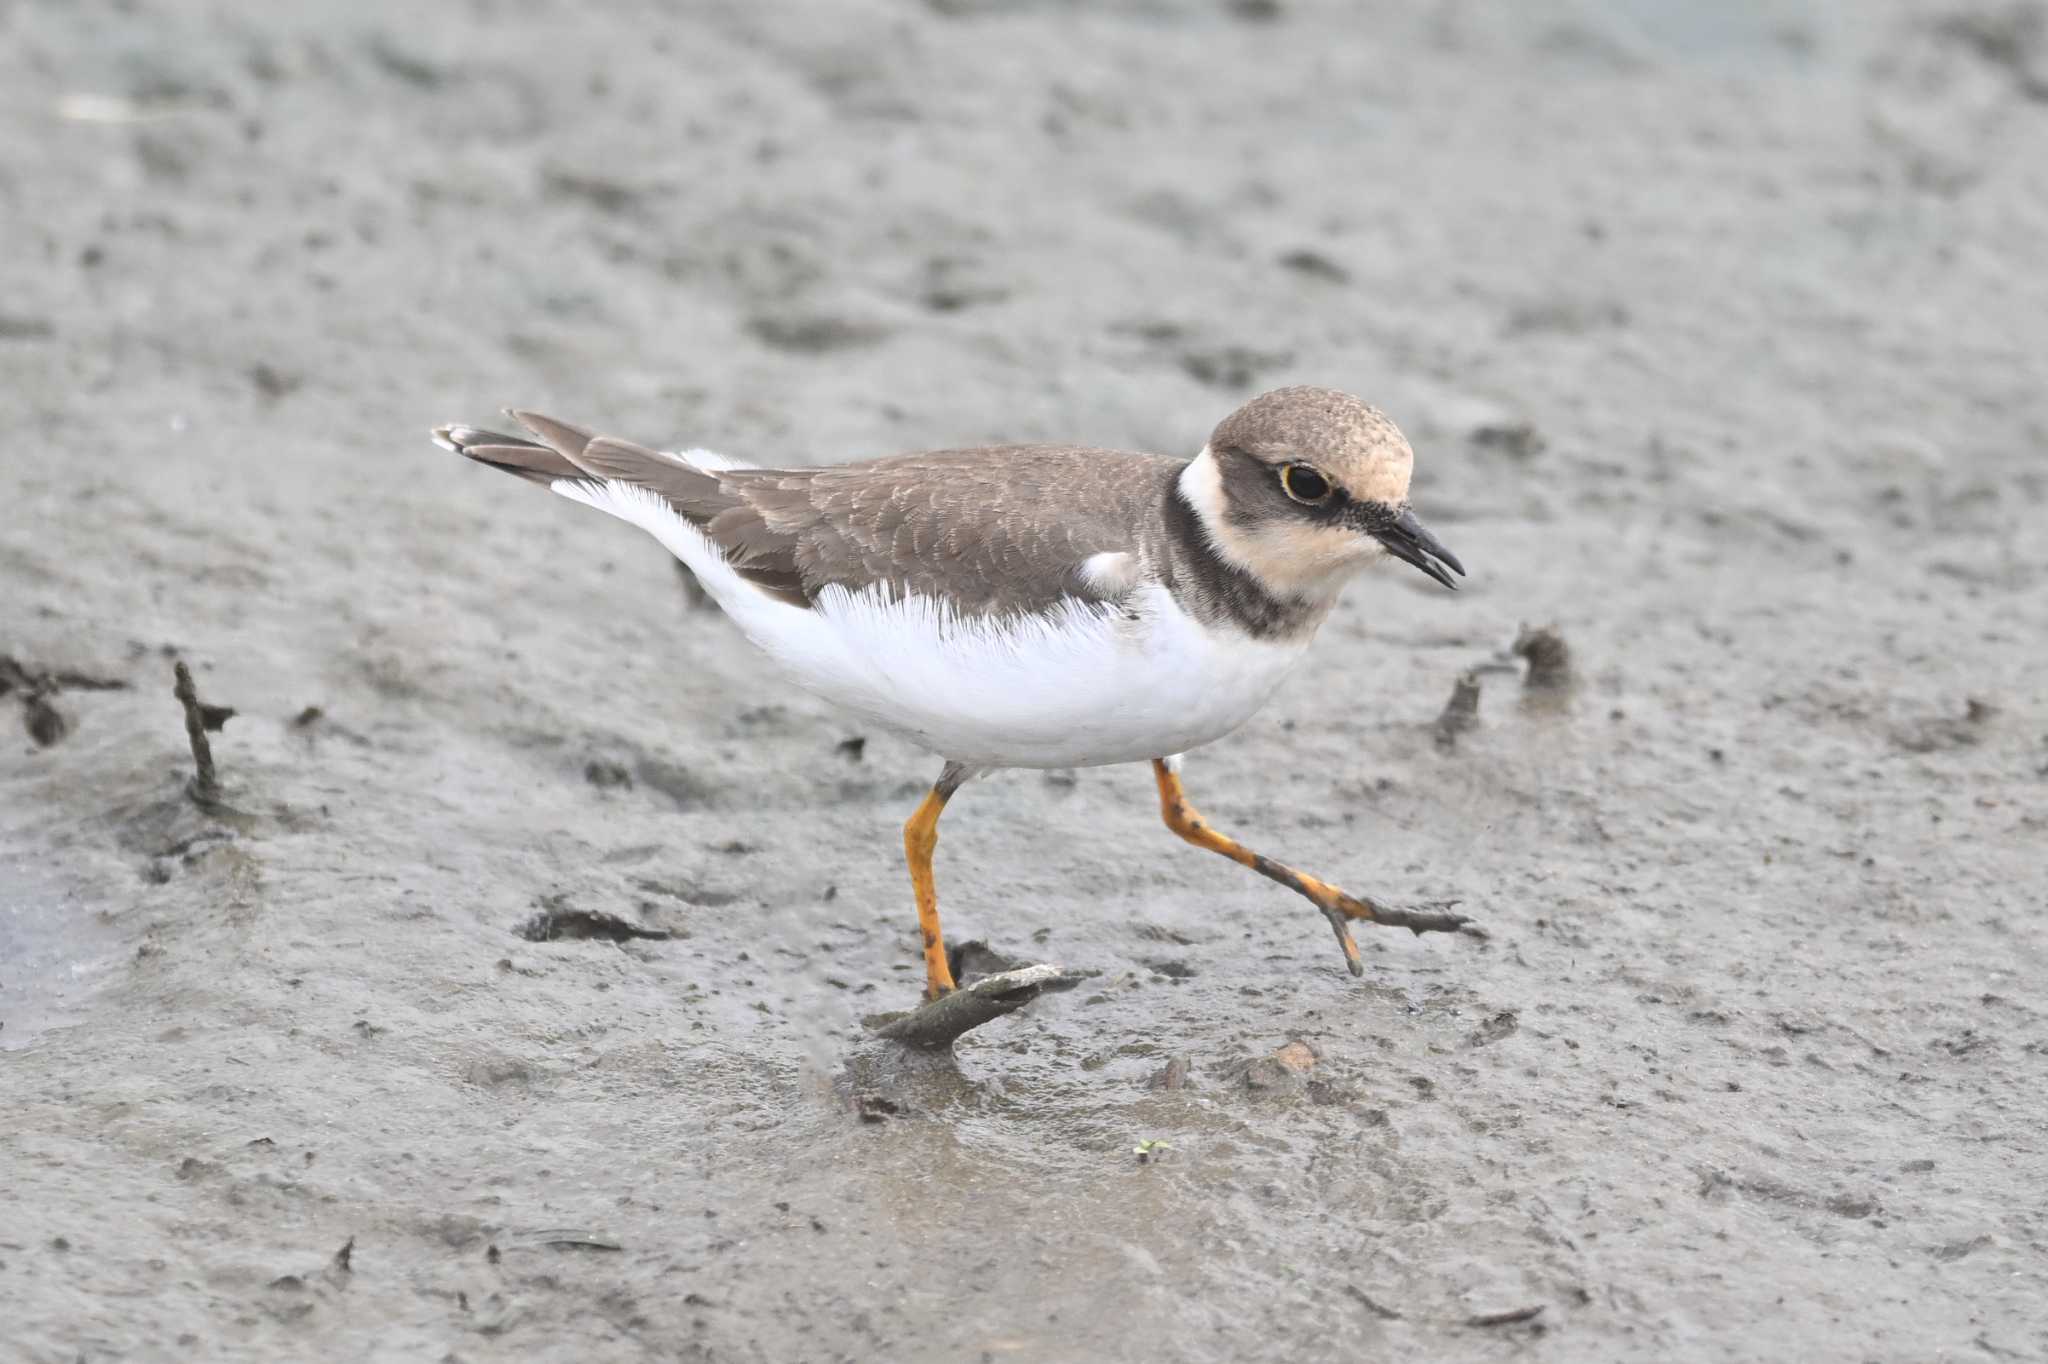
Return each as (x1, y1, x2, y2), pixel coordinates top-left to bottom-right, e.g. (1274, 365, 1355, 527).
(507, 409, 598, 463)
(434, 411, 719, 488)
(430, 409, 799, 605)
(431, 423, 581, 486)
(571, 437, 724, 505)
(433, 411, 732, 510)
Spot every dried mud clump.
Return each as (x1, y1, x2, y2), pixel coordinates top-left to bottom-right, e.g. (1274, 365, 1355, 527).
(1513, 625, 1574, 691)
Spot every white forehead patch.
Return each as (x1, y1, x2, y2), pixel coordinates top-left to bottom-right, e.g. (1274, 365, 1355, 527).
(1350, 439, 1415, 506)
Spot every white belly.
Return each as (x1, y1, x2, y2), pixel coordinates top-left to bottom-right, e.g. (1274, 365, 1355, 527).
(547, 477, 1309, 768)
(765, 584, 1307, 768)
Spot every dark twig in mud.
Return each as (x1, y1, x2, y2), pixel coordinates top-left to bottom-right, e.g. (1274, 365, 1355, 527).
(0, 656, 35, 698)
(2, 656, 129, 698)
(1343, 1285, 1404, 1321)
(871, 964, 1087, 1049)
(171, 661, 233, 806)
(1343, 1286, 1543, 1330)
(1513, 624, 1573, 690)
(518, 1229, 622, 1252)
(5, 654, 126, 747)
(1434, 668, 1481, 750)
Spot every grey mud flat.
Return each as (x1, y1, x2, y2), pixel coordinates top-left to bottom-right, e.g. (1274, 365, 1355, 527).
(2, 2, 2045, 1361)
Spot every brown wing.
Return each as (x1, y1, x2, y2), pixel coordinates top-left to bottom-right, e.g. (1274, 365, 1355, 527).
(709, 447, 1179, 617)
(436, 413, 1180, 616)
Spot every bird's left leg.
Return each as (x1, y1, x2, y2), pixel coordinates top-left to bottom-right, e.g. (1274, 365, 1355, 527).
(903, 760, 974, 1000)
(1150, 755, 1471, 976)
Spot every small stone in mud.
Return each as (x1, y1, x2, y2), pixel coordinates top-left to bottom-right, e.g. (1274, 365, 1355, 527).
(1148, 1055, 1191, 1091)
(1892, 698, 1997, 753)
(1513, 625, 1573, 691)
(1277, 247, 1349, 283)
(249, 362, 302, 399)
(1181, 344, 1293, 391)
(1241, 1039, 1320, 1090)
(1272, 1040, 1318, 1070)
(24, 693, 72, 747)
(584, 759, 632, 789)
(1465, 1010, 1519, 1048)
(834, 735, 866, 762)
(464, 1056, 533, 1088)
(1471, 421, 1546, 459)
(854, 1093, 900, 1123)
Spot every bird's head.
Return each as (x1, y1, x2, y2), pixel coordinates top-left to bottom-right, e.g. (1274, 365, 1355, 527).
(1180, 385, 1464, 598)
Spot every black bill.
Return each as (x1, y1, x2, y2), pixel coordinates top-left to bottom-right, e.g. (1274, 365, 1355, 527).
(1372, 505, 1465, 590)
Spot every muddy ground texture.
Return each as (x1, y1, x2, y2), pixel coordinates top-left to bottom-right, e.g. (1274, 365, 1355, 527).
(4, 2, 2046, 1360)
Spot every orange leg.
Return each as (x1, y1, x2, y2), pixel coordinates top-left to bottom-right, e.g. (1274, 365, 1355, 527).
(903, 763, 971, 999)
(1151, 757, 1470, 976)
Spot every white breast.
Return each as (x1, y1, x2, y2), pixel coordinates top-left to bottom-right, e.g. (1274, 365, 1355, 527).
(551, 474, 1309, 768)
(782, 584, 1308, 768)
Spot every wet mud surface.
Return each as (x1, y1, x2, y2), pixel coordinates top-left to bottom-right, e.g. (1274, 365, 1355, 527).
(3, 2, 2046, 1359)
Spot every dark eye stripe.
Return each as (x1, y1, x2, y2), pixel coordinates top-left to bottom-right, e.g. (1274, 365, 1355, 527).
(1281, 464, 1331, 504)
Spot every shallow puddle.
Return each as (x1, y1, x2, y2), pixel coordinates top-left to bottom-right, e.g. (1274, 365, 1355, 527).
(0, 856, 121, 1052)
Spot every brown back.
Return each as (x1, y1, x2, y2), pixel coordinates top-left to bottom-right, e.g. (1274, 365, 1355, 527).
(699, 447, 1182, 616)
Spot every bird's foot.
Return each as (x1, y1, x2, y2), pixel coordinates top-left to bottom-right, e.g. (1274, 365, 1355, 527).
(1342, 894, 1482, 938)
(1314, 892, 1484, 975)
(877, 944, 1095, 1049)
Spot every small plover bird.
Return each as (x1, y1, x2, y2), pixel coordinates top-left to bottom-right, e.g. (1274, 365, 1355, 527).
(433, 386, 1471, 999)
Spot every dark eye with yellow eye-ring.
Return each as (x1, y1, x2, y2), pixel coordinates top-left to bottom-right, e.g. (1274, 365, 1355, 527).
(1280, 463, 1332, 504)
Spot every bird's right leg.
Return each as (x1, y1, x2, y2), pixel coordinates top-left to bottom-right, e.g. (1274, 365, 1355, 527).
(1150, 755, 1473, 976)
